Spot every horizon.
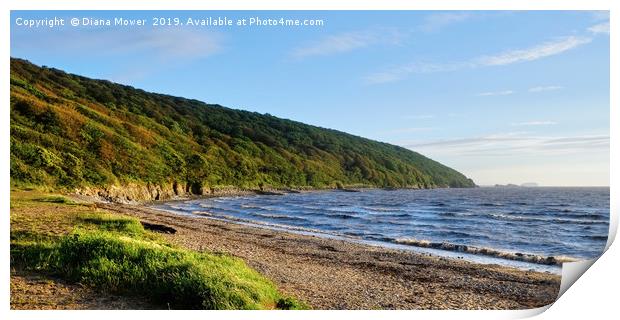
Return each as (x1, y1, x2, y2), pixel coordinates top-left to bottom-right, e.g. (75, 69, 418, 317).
(10, 10, 610, 187)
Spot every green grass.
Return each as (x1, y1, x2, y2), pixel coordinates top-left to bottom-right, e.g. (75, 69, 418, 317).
(76, 213, 146, 236)
(34, 195, 76, 205)
(11, 211, 307, 309)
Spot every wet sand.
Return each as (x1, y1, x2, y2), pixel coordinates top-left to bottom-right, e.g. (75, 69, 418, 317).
(99, 202, 561, 310)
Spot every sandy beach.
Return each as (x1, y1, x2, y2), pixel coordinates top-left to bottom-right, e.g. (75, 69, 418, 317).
(97, 201, 561, 310)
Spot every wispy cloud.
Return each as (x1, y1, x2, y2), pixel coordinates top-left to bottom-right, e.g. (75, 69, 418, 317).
(16, 28, 224, 61)
(475, 36, 591, 66)
(14, 27, 224, 82)
(133, 29, 223, 60)
(419, 12, 473, 32)
(529, 85, 563, 93)
(402, 133, 609, 157)
(365, 35, 591, 84)
(476, 90, 514, 97)
(588, 22, 610, 35)
(405, 114, 435, 120)
(364, 61, 472, 84)
(291, 28, 402, 59)
(511, 121, 558, 126)
(379, 127, 435, 136)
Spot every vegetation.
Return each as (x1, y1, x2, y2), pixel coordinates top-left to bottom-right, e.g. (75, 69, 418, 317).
(10, 58, 475, 193)
(10, 192, 306, 309)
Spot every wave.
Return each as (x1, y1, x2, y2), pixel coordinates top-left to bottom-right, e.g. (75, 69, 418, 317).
(489, 213, 605, 225)
(326, 206, 363, 213)
(556, 209, 574, 213)
(393, 238, 578, 266)
(561, 212, 608, 220)
(191, 210, 213, 216)
(547, 203, 570, 207)
(431, 202, 448, 207)
(389, 213, 412, 218)
(240, 204, 265, 209)
(361, 206, 407, 213)
(584, 235, 608, 241)
(480, 203, 503, 207)
(249, 212, 308, 222)
(330, 213, 357, 219)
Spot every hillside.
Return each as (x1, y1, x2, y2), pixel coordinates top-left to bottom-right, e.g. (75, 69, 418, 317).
(10, 58, 475, 198)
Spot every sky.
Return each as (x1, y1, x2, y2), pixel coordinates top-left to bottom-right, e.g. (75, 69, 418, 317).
(10, 11, 610, 186)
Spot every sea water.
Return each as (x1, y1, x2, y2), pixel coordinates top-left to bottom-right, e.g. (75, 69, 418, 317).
(155, 187, 609, 273)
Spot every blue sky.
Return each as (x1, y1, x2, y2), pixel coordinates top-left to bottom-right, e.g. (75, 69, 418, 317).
(10, 11, 610, 186)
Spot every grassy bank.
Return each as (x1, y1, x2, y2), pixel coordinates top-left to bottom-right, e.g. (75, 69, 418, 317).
(10, 191, 306, 309)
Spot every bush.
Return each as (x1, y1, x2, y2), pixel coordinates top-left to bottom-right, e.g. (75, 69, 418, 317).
(11, 214, 304, 310)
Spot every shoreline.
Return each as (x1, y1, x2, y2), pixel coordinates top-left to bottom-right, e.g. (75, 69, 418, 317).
(152, 203, 565, 274)
(72, 183, 471, 204)
(149, 190, 580, 273)
(97, 200, 561, 309)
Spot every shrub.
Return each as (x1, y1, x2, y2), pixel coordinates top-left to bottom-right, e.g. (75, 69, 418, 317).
(11, 214, 304, 310)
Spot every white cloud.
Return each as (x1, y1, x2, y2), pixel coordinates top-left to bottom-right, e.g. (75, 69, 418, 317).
(21, 28, 224, 61)
(291, 29, 402, 59)
(134, 29, 223, 60)
(365, 36, 591, 84)
(476, 90, 514, 97)
(528, 85, 563, 93)
(13, 28, 224, 82)
(399, 131, 609, 186)
(405, 114, 435, 120)
(364, 61, 472, 84)
(588, 22, 610, 34)
(420, 12, 473, 32)
(511, 121, 558, 126)
(476, 36, 592, 66)
(402, 133, 609, 157)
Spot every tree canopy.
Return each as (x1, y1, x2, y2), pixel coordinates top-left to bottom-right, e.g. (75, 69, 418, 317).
(10, 58, 475, 192)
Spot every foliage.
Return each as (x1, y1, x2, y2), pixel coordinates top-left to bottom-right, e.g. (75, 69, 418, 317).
(11, 210, 304, 310)
(10, 58, 475, 191)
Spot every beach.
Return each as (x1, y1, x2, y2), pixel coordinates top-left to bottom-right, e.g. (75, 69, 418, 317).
(98, 201, 561, 309)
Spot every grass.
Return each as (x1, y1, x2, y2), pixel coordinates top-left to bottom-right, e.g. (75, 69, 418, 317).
(35, 195, 77, 205)
(11, 191, 308, 310)
(76, 213, 146, 236)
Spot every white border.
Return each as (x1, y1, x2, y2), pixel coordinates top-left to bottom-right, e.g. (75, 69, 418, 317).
(1, 1, 616, 319)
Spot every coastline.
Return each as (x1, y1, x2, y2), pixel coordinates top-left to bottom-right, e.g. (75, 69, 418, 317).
(72, 181, 467, 204)
(98, 200, 561, 309)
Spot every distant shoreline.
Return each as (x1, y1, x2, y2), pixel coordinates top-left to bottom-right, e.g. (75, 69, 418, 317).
(72, 184, 479, 204)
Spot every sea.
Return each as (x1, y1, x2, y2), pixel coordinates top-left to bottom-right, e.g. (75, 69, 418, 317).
(154, 187, 610, 274)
